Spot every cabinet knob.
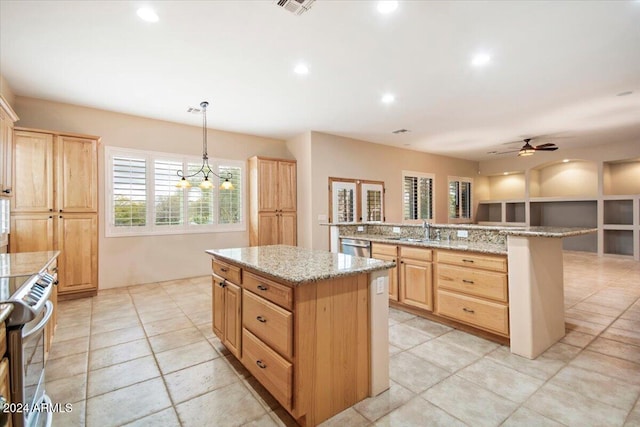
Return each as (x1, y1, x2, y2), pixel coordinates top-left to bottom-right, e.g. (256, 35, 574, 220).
(49, 209, 53, 212)
(59, 215, 62, 219)
(59, 209, 63, 213)
(49, 216, 52, 219)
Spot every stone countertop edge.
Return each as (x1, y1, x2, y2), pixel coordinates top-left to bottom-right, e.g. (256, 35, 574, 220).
(0, 250, 61, 278)
(322, 222, 513, 230)
(499, 227, 598, 237)
(340, 234, 508, 255)
(206, 246, 396, 286)
(0, 304, 13, 324)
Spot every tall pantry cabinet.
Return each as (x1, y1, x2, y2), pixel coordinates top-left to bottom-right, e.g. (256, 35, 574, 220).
(249, 156, 297, 246)
(11, 128, 99, 299)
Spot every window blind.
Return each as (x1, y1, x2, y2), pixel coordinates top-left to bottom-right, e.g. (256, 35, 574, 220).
(112, 156, 147, 228)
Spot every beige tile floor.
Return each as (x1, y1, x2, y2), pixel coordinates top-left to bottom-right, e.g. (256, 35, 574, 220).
(46, 251, 640, 427)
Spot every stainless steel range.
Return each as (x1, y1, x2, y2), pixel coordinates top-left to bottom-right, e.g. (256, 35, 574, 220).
(3, 272, 56, 427)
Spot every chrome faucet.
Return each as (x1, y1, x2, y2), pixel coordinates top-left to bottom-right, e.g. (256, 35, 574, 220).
(423, 221, 430, 240)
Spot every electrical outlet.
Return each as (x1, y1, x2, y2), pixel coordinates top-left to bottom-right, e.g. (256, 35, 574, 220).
(357, 226, 364, 232)
(393, 227, 401, 234)
(457, 230, 469, 238)
(376, 278, 385, 294)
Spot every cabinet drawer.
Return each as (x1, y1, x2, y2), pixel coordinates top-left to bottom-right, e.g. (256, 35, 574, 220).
(243, 290, 293, 359)
(372, 243, 397, 257)
(244, 272, 293, 310)
(400, 246, 432, 262)
(436, 265, 508, 303)
(436, 250, 507, 273)
(242, 328, 292, 409)
(437, 290, 509, 336)
(212, 259, 241, 284)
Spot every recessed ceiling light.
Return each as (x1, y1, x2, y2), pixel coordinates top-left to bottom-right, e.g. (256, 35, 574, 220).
(377, 1, 398, 14)
(471, 53, 491, 67)
(137, 7, 159, 22)
(563, 159, 570, 163)
(503, 172, 509, 175)
(381, 93, 395, 104)
(294, 63, 309, 75)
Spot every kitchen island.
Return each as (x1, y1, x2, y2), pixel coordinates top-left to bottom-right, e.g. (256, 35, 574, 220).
(206, 245, 394, 427)
(329, 223, 597, 359)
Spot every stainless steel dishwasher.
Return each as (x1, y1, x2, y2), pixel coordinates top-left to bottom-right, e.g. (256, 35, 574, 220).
(340, 238, 371, 257)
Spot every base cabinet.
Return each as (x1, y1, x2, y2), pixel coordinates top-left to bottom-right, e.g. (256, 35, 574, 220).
(211, 256, 369, 427)
(399, 247, 433, 311)
(212, 269, 242, 359)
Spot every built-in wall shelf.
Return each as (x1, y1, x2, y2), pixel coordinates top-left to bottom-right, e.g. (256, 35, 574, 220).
(478, 159, 640, 261)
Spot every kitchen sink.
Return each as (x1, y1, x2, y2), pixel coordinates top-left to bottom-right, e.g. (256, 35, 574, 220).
(400, 237, 427, 242)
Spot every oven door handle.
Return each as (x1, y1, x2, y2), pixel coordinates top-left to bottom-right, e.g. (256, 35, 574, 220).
(22, 300, 53, 341)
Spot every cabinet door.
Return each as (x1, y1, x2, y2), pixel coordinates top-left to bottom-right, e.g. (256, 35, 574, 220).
(12, 131, 54, 213)
(0, 110, 13, 195)
(212, 275, 225, 340)
(57, 136, 98, 212)
(373, 253, 398, 301)
(400, 259, 433, 311)
(258, 212, 279, 246)
(223, 281, 242, 358)
(258, 159, 278, 211)
(277, 161, 296, 212)
(279, 212, 297, 246)
(57, 213, 98, 293)
(9, 214, 55, 252)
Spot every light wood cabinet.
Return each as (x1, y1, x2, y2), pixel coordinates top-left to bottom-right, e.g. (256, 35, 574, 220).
(212, 264, 242, 359)
(0, 96, 18, 196)
(372, 243, 398, 301)
(211, 256, 370, 426)
(249, 157, 297, 246)
(56, 214, 98, 294)
(435, 250, 509, 336)
(11, 128, 100, 298)
(399, 247, 433, 311)
(45, 259, 58, 360)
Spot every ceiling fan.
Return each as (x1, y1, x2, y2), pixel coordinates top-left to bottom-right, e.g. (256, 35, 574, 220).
(487, 137, 560, 156)
(516, 138, 559, 156)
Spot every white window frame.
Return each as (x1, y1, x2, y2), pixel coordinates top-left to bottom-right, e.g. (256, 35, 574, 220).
(402, 171, 435, 224)
(105, 146, 246, 237)
(448, 176, 473, 223)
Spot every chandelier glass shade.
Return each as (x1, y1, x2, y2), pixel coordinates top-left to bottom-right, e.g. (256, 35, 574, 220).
(176, 101, 234, 190)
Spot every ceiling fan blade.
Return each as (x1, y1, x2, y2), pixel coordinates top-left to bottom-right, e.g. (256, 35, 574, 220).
(534, 146, 559, 151)
(534, 143, 557, 149)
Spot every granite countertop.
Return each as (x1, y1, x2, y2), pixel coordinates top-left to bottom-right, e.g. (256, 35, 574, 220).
(206, 245, 395, 285)
(499, 226, 598, 237)
(0, 304, 13, 324)
(0, 251, 61, 278)
(341, 234, 508, 255)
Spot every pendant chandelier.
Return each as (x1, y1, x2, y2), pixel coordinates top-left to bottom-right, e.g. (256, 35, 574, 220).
(176, 101, 234, 190)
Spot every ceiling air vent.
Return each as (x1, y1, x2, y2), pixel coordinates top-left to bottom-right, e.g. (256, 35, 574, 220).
(392, 129, 410, 134)
(187, 106, 202, 114)
(274, 0, 315, 15)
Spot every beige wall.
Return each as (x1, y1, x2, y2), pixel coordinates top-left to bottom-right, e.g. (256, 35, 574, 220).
(535, 160, 599, 197)
(14, 96, 291, 288)
(487, 174, 526, 200)
(285, 132, 313, 248)
(308, 132, 479, 251)
(604, 161, 640, 195)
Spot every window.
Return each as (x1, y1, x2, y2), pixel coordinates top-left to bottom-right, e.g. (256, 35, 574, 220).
(403, 171, 434, 223)
(329, 178, 385, 223)
(449, 176, 473, 220)
(106, 147, 245, 237)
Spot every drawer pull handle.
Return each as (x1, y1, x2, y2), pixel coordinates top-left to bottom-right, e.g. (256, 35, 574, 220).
(462, 259, 474, 263)
(219, 281, 226, 288)
(220, 267, 229, 272)
(462, 279, 474, 284)
(462, 307, 475, 314)
(256, 315, 267, 323)
(257, 285, 268, 291)
(256, 360, 267, 369)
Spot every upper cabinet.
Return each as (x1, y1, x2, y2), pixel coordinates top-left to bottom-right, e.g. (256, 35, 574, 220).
(0, 95, 19, 196)
(12, 130, 98, 213)
(249, 156, 297, 246)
